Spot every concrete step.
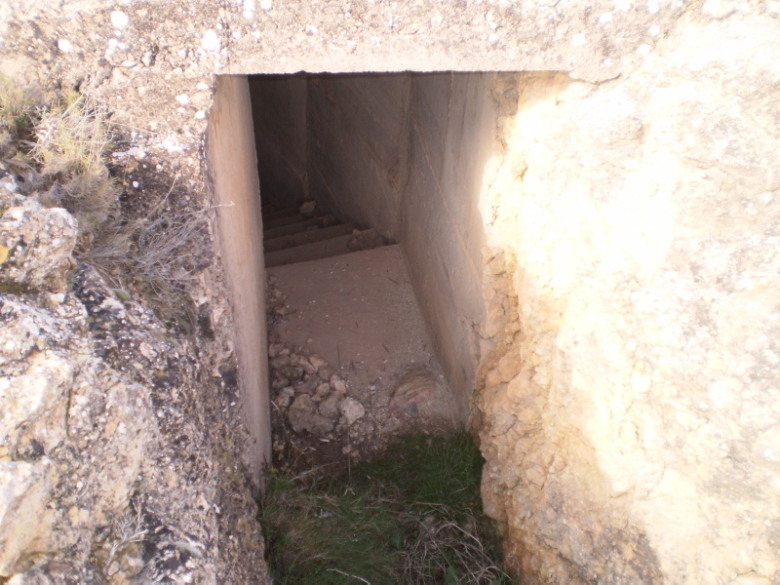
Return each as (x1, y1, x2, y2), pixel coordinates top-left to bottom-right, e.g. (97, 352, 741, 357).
(263, 214, 339, 241)
(264, 212, 308, 230)
(264, 228, 386, 267)
(261, 205, 299, 222)
(264, 223, 354, 253)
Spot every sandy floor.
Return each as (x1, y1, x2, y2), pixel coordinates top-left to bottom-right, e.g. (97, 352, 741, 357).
(266, 245, 460, 471)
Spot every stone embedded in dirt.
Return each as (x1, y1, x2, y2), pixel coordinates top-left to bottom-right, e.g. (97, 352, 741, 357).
(338, 397, 365, 426)
(293, 377, 319, 395)
(270, 355, 291, 369)
(388, 369, 459, 429)
(318, 394, 341, 420)
(389, 370, 438, 414)
(298, 200, 317, 217)
(288, 394, 335, 435)
(315, 383, 331, 398)
(309, 354, 328, 369)
(299, 357, 318, 375)
(274, 387, 295, 409)
(330, 376, 348, 395)
(268, 343, 285, 358)
(318, 365, 336, 381)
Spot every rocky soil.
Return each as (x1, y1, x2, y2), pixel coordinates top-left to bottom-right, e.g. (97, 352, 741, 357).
(0, 176, 269, 582)
(266, 277, 458, 473)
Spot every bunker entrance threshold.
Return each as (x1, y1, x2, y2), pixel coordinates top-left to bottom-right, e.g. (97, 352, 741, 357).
(251, 70, 504, 471)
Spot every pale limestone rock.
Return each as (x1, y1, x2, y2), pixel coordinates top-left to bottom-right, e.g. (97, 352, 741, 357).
(477, 10, 780, 585)
(0, 461, 54, 575)
(318, 393, 341, 420)
(0, 351, 73, 457)
(0, 198, 77, 292)
(288, 394, 334, 435)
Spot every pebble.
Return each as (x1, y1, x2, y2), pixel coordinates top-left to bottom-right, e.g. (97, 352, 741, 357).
(339, 397, 365, 426)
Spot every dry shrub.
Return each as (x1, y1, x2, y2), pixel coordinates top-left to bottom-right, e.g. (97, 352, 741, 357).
(30, 91, 120, 236)
(1, 78, 208, 330)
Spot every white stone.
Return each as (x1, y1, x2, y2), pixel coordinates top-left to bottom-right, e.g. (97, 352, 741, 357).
(201, 29, 220, 52)
(110, 10, 129, 29)
(57, 39, 73, 53)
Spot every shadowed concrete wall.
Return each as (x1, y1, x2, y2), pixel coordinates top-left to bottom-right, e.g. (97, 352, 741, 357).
(207, 75, 271, 491)
(307, 74, 411, 238)
(249, 75, 308, 208)
(400, 73, 497, 418)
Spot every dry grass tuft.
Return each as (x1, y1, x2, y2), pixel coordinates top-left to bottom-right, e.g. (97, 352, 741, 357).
(31, 91, 120, 236)
(0, 77, 209, 329)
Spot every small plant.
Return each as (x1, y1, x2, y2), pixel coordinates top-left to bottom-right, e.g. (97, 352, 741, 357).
(30, 90, 119, 237)
(0, 78, 209, 330)
(261, 431, 516, 584)
(0, 76, 120, 243)
(0, 76, 36, 152)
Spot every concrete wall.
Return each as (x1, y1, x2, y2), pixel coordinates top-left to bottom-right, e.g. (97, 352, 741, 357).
(249, 75, 308, 208)
(206, 75, 271, 490)
(307, 74, 411, 237)
(400, 73, 497, 417)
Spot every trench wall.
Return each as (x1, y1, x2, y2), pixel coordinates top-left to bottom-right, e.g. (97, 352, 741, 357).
(476, 19, 780, 584)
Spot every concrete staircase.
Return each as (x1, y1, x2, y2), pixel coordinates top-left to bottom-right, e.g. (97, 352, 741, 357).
(262, 204, 387, 267)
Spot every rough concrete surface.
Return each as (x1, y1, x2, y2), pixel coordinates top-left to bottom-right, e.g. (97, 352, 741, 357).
(0, 1, 778, 584)
(207, 75, 271, 488)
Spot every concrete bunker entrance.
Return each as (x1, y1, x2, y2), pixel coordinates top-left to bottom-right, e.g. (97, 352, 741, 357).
(248, 71, 506, 469)
(208, 69, 512, 476)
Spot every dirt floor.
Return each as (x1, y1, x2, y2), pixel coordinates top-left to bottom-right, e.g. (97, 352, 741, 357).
(265, 245, 461, 473)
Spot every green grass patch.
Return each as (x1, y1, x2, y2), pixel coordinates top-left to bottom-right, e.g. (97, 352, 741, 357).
(260, 431, 516, 585)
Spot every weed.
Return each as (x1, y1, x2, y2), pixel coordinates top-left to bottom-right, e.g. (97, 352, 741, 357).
(261, 431, 516, 585)
(0, 78, 208, 330)
(0, 76, 120, 242)
(0, 76, 36, 156)
(30, 92, 120, 236)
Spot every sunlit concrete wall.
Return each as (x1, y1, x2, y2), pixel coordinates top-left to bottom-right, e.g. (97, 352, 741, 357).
(206, 75, 271, 490)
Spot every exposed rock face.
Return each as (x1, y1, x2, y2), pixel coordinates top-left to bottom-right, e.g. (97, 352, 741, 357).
(476, 11, 780, 585)
(0, 190, 77, 292)
(0, 194, 269, 582)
